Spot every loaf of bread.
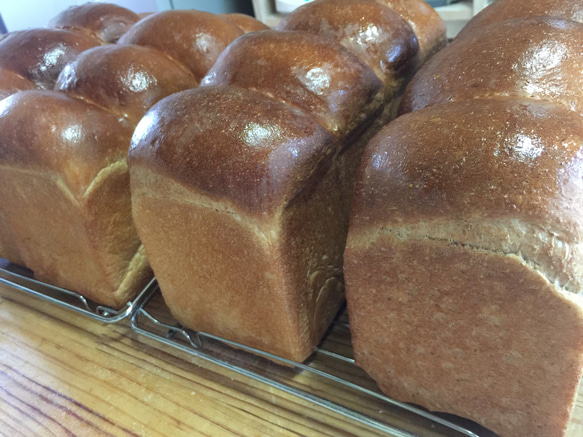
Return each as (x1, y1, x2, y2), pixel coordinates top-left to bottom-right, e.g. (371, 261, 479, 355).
(128, 0, 445, 361)
(345, 1, 583, 436)
(0, 5, 110, 271)
(0, 3, 266, 308)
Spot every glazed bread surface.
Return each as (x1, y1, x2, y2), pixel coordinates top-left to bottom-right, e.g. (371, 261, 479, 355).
(56, 44, 197, 125)
(129, 0, 445, 361)
(0, 90, 147, 307)
(0, 28, 101, 90)
(399, 16, 583, 116)
(346, 1, 583, 436)
(275, 0, 420, 96)
(130, 86, 341, 359)
(0, 3, 265, 307)
(49, 2, 140, 43)
(202, 30, 385, 135)
(219, 13, 269, 33)
(459, 0, 583, 36)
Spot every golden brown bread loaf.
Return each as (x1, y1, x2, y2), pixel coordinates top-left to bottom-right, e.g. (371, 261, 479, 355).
(0, 5, 110, 270)
(345, 1, 583, 436)
(129, 0, 445, 361)
(118, 11, 248, 84)
(130, 86, 340, 358)
(0, 3, 266, 307)
(0, 91, 148, 306)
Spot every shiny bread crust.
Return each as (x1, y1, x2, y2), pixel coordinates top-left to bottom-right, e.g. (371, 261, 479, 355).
(347, 2, 583, 436)
(129, 0, 446, 361)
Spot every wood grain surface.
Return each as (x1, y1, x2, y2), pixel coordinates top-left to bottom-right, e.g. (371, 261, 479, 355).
(0, 284, 581, 437)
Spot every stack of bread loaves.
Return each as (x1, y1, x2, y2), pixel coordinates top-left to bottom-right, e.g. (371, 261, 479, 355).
(128, 0, 446, 362)
(0, 3, 136, 276)
(345, 0, 583, 436)
(0, 3, 267, 308)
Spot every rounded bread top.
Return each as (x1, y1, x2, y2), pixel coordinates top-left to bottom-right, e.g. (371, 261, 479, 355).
(118, 10, 244, 84)
(0, 68, 37, 101)
(129, 86, 337, 216)
(201, 30, 383, 136)
(352, 97, 583, 237)
(459, 0, 583, 37)
(49, 2, 140, 43)
(0, 28, 101, 89)
(0, 90, 134, 199)
(374, 0, 446, 66)
(219, 13, 269, 33)
(56, 44, 197, 126)
(276, 0, 419, 91)
(399, 17, 583, 116)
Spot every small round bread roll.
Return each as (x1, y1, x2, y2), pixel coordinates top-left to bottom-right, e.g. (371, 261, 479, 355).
(56, 44, 197, 125)
(0, 28, 101, 89)
(118, 10, 245, 83)
(49, 2, 140, 43)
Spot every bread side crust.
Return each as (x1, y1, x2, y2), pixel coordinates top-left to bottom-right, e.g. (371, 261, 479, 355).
(352, 217, 583, 295)
(375, 0, 447, 66)
(399, 17, 583, 116)
(345, 224, 583, 437)
(131, 167, 308, 359)
(82, 160, 152, 307)
(459, 0, 583, 37)
(0, 210, 25, 266)
(0, 162, 149, 308)
(131, 147, 353, 362)
(0, 68, 38, 101)
(130, 83, 403, 361)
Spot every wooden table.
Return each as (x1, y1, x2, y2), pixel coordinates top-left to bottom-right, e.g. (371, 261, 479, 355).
(0, 283, 581, 437)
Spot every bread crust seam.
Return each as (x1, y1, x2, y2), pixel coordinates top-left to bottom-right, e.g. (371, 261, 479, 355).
(82, 159, 127, 200)
(352, 219, 583, 297)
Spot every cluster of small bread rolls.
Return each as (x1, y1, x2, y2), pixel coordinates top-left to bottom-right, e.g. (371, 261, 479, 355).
(345, 1, 583, 436)
(128, 0, 446, 362)
(0, 3, 267, 308)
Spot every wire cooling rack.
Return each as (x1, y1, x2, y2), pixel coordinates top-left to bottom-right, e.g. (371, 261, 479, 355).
(0, 259, 500, 436)
(131, 285, 499, 437)
(0, 259, 156, 322)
